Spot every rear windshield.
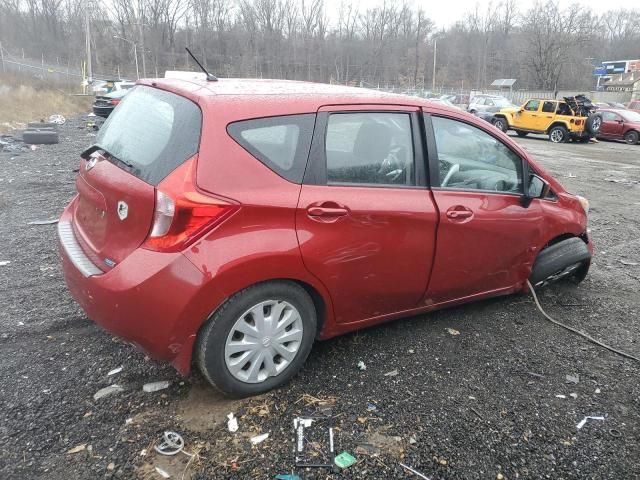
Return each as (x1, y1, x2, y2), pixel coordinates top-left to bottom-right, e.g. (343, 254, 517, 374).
(95, 85, 202, 185)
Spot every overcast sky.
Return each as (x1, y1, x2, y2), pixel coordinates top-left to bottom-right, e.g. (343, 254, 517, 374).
(325, 0, 639, 28)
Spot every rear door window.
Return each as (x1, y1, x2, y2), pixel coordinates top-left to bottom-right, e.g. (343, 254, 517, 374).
(542, 101, 556, 113)
(227, 114, 315, 183)
(94, 85, 202, 185)
(325, 112, 414, 186)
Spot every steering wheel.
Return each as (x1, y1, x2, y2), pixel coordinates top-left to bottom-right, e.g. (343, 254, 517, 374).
(441, 163, 460, 187)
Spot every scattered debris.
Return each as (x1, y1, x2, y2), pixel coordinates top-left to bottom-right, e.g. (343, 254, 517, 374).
(570, 393, 578, 399)
(227, 412, 238, 433)
(565, 374, 580, 384)
(383, 369, 398, 377)
(400, 462, 431, 479)
(107, 366, 123, 376)
(334, 451, 357, 469)
(555, 394, 567, 399)
(357, 360, 367, 371)
(275, 475, 301, 480)
(577, 416, 605, 429)
(0, 134, 29, 154)
(250, 433, 269, 445)
(527, 371, 545, 378)
(67, 444, 86, 454)
(619, 260, 639, 266)
(27, 219, 58, 225)
(93, 384, 123, 401)
(497, 473, 505, 480)
(446, 328, 460, 336)
(408, 349, 415, 354)
(0, 261, 10, 267)
(107, 463, 115, 471)
(155, 466, 171, 478)
(294, 417, 334, 468)
(49, 114, 66, 125)
(154, 431, 185, 456)
(409, 436, 417, 445)
(367, 403, 377, 411)
(609, 428, 622, 438)
(142, 380, 169, 392)
(595, 388, 601, 394)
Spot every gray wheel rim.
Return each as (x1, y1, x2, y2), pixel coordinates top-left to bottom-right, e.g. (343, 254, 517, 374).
(224, 300, 304, 384)
(494, 119, 504, 130)
(592, 117, 601, 131)
(550, 129, 563, 143)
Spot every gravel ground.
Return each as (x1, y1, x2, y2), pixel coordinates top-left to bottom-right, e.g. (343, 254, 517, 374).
(0, 120, 639, 480)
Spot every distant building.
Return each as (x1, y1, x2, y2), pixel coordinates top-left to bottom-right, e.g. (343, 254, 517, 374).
(602, 72, 640, 100)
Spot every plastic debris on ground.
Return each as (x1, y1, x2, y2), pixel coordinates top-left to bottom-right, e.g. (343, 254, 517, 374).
(400, 462, 431, 479)
(294, 417, 335, 468)
(93, 384, 124, 400)
(142, 380, 169, 392)
(446, 328, 460, 336)
(155, 466, 171, 478)
(250, 432, 269, 445)
(107, 366, 123, 376)
(384, 369, 398, 377)
(334, 451, 357, 469)
(357, 360, 366, 371)
(367, 403, 377, 411)
(227, 412, 239, 432)
(27, 219, 59, 225)
(0, 261, 10, 267)
(275, 475, 301, 480)
(67, 444, 86, 454)
(565, 374, 579, 384)
(555, 394, 566, 399)
(154, 431, 185, 456)
(577, 416, 605, 429)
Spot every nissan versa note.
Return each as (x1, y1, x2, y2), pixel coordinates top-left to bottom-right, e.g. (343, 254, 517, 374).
(59, 78, 593, 397)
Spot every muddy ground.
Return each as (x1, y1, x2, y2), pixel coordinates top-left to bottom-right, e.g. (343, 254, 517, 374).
(0, 120, 639, 480)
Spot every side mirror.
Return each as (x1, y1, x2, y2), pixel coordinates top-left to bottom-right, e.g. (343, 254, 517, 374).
(522, 174, 550, 208)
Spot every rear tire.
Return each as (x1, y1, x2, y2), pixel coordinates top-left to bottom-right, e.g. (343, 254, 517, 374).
(548, 125, 568, 143)
(586, 113, 602, 135)
(530, 237, 591, 288)
(624, 130, 639, 145)
(196, 281, 317, 398)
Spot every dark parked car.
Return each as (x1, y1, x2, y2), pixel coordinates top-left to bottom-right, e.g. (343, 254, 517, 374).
(92, 89, 131, 118)
(59, 79, 593, 397)
(597, 109, 640, 144)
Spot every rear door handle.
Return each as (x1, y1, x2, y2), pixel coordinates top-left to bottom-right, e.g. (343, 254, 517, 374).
(307, 205, 348, 218)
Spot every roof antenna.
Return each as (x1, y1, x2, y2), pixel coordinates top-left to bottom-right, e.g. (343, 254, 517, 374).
(185, 47, 218, 82)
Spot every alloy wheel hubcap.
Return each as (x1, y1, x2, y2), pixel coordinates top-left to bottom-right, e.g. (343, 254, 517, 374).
(224, 300, 304, 384)
(551, 130, 563, 142)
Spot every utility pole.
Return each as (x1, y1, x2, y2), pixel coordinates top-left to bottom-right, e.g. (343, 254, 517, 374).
(84, 6, 93, 87)
(0, 41, 5, 73)
(137, 17, 146, 77)
(432, 37, 438, 93)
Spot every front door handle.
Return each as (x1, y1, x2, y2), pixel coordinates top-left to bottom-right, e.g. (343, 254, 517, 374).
(446, 206, 474, 220)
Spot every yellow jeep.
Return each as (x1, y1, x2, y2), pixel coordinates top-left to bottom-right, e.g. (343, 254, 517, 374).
(492, 97, 602, 143)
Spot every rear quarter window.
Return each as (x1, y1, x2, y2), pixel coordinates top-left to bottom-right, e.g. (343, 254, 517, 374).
(227, 114, 316, 183)
(95, 86, 202, 185)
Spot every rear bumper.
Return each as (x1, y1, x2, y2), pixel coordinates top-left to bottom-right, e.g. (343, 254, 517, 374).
(58, 207, 207, 374)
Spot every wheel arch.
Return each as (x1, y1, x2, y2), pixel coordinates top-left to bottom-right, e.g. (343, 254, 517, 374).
(546, 121, 569, 134)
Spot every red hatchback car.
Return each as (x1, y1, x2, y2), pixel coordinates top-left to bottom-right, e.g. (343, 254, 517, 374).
(597, 108, 640, 144)
(59, 79, 592, 397)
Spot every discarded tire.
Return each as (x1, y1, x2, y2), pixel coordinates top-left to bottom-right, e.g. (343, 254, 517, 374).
(586, 113, 602, 135)
(22, 130, 59, 145)
(530, 237, 591, 287)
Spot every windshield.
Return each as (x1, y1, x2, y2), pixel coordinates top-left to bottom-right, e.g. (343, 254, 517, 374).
(621, 110, 640, 122)
(95, 85, 202, 185)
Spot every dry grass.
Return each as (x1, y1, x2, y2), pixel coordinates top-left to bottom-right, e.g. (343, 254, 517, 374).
(0, 74, 91, 133)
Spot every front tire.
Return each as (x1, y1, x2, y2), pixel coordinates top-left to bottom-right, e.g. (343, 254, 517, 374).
(530, 237, 591, 288)
(548, 125, 568, 143)
(624, 130, 639, 145)
(492, 117, 508, 133)
(196, 281, 317, 398)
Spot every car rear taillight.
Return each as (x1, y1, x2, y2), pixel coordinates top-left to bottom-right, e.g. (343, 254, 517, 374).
(110, 99, 121, 106)
(143, 160, 239, 252)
